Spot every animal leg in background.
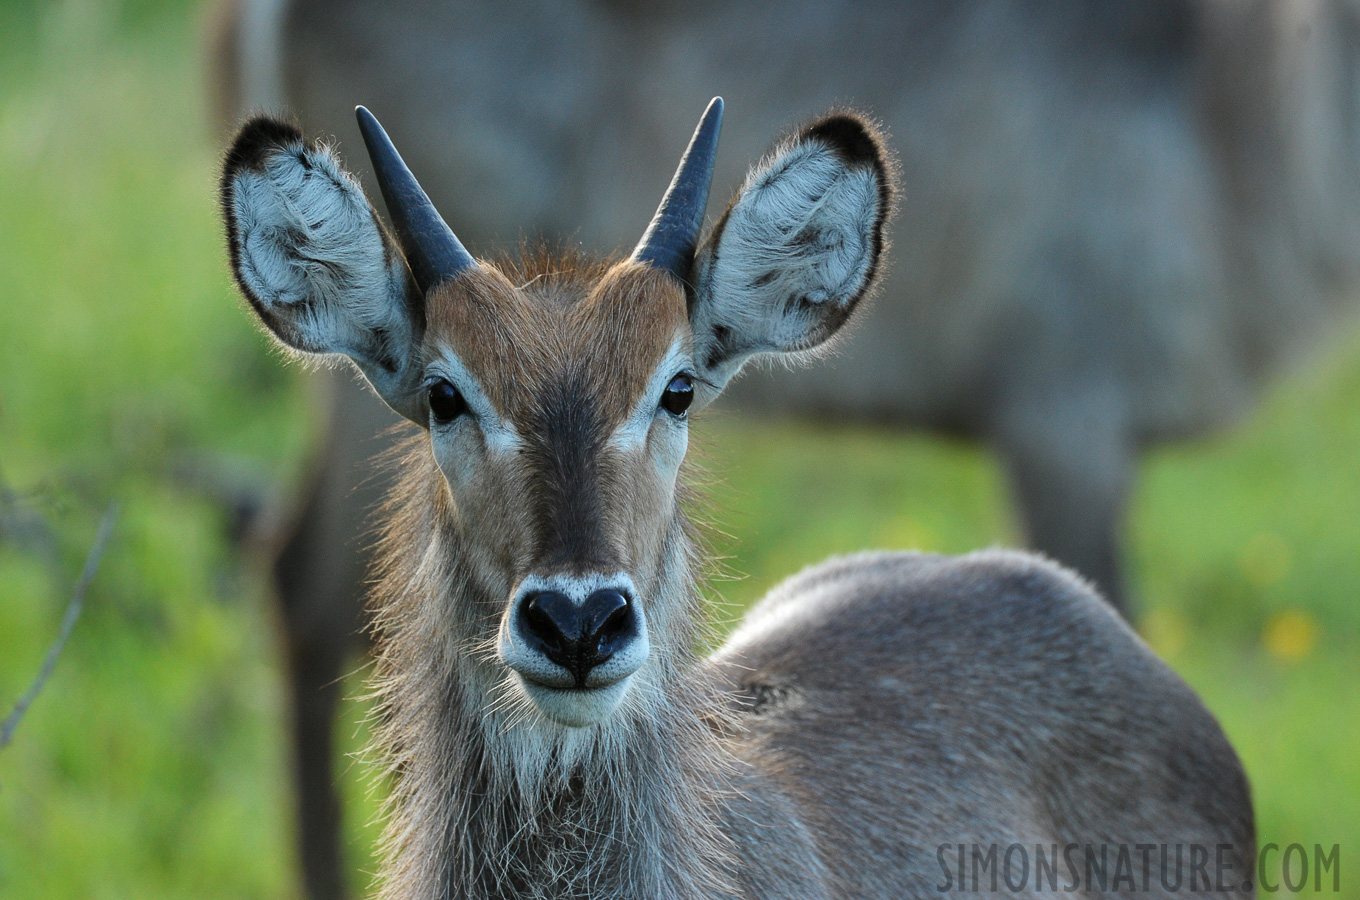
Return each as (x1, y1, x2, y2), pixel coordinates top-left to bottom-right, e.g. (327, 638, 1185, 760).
(271, 369, 394, 900)
(995, 397, 1134, 614)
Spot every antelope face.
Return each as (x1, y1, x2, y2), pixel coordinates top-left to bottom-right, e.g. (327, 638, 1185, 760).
(222, 99, 890, 727)
(417, 261, 695, 726)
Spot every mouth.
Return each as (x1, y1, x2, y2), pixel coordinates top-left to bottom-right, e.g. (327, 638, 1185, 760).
(516, 675, 633, 728)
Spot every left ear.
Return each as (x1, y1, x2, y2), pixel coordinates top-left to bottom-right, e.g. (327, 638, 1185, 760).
(221, 117, 428, 422)
(688, 113, 893, 400)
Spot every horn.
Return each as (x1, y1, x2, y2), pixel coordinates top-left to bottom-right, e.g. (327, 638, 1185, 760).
(631, 97, 724, 278)
(356, 106, 476, 291)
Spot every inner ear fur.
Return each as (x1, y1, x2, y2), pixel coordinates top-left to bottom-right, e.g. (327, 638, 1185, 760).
(689, 111, 894, 393)
(220, 116, 426, 422)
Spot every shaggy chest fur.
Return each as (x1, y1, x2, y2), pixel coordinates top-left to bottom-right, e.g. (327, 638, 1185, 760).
(381, 669, 738, 900)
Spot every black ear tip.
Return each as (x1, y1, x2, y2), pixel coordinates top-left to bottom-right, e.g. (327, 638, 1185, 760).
(224, 115, 305, 174)
(803, 113, 885, 170)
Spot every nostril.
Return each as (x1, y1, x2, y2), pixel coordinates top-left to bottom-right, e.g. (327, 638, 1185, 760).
(600, 603, 631, 639)
(581, 589, 637, 658)
(595, 606, 634, 658)
(521, 591, 578, 658)
(578, 589, 628, 638)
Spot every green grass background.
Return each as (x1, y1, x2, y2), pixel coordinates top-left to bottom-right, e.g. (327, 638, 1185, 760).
(0, 1, 1356, 897)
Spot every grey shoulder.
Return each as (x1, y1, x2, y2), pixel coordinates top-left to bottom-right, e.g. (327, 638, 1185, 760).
(707, 548, 1254, 866)
(721, 548, 1134, 657)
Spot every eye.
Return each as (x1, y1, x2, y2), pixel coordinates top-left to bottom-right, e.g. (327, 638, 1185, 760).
(659, 373, 694, 417)
(427, 379, 468, 424)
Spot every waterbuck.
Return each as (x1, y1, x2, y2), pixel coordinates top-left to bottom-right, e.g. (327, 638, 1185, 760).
(219, 99, 1254, 899)
(208, 5, 1360, 892)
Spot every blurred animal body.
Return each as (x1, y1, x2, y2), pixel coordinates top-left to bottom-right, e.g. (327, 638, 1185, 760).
(220, 100, 1254, 900)
(209, 0, 1352, 894)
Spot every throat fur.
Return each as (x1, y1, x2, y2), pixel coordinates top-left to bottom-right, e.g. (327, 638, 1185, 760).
(371, 635, 739, 900)
(471, 710, 732, 900)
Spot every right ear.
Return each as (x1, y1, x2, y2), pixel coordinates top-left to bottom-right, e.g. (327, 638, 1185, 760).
(220, 117, 426, 423)
(686, 112, 893, 402)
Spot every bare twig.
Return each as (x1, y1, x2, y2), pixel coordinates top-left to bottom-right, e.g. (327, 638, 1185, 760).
(0, 465, 66, 584)
(0, 503, 119, 752)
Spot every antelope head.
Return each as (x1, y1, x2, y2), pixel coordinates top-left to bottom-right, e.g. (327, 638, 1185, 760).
(221, 99, 890, 730)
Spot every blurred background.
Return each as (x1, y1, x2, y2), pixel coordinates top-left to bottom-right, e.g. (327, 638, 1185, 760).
(1, 0, 1358, 897)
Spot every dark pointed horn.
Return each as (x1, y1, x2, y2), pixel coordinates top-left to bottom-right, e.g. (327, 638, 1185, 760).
(631, 97, 724, 277)
(356, 106, 476, 291)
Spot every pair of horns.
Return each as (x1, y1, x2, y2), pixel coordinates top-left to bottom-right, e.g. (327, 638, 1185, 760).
(356, 97, 725, 292)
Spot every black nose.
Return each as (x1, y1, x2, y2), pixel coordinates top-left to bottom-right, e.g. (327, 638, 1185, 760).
(518, 589, 638, 686)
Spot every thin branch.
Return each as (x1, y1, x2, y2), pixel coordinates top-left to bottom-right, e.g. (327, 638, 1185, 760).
(0, 465, 66, 584)
(0, 503, 119, 751)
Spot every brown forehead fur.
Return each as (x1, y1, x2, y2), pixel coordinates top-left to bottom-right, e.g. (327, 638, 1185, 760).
(422, 252, 691, 426)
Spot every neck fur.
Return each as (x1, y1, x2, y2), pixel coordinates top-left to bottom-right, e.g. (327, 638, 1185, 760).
(368, 441, 738, 900)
